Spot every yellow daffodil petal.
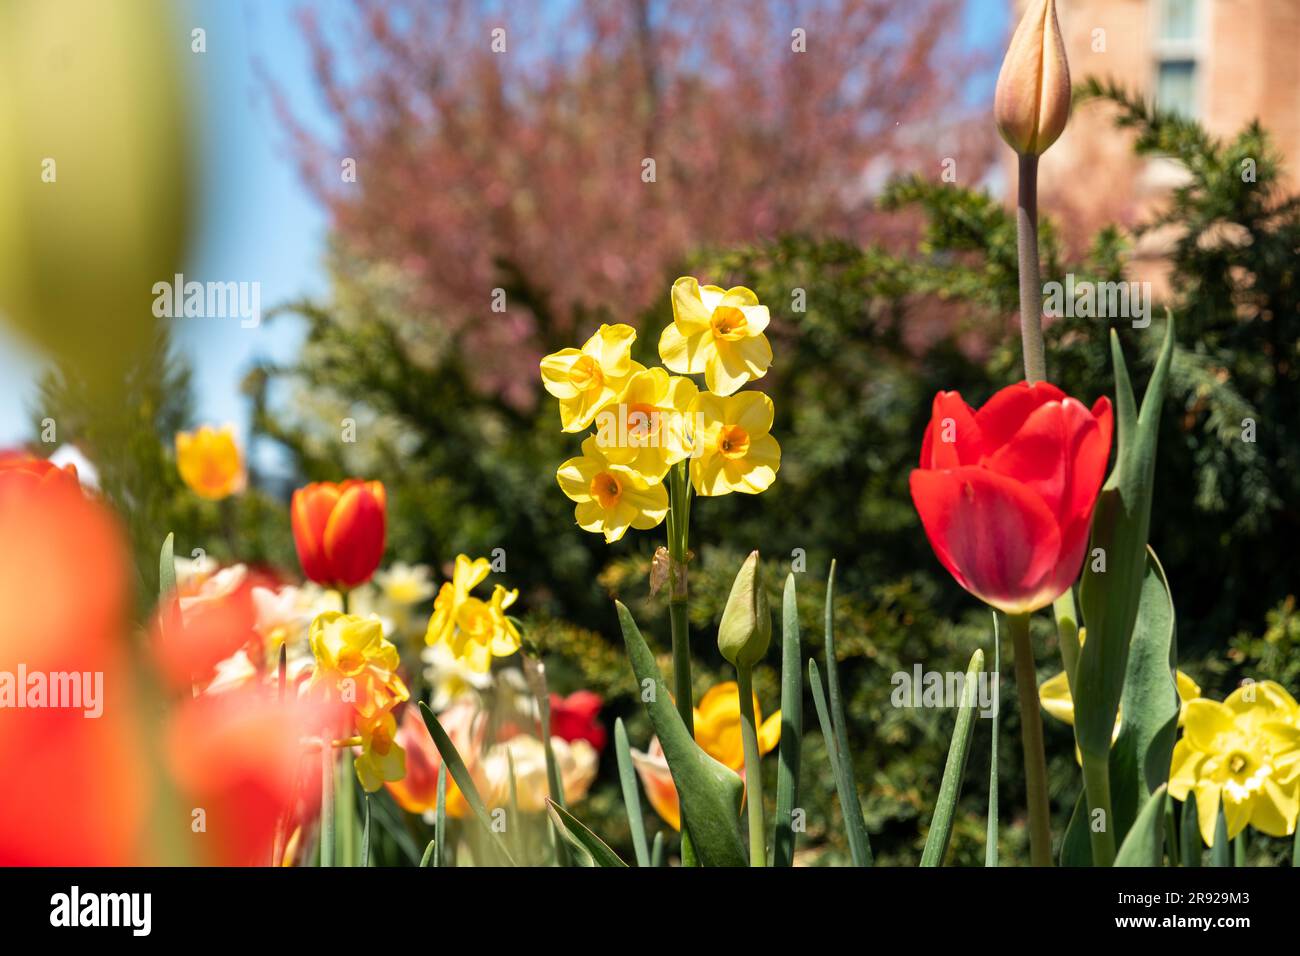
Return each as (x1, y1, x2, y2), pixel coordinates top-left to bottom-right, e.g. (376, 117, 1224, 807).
(1038, 671, 1076, 726)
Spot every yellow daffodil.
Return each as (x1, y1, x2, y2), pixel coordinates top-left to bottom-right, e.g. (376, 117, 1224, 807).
(591, 367, 699, 481)
(631, 681, 780, 830)
(309, 611, 409, 725)
(659, 277, 773, 396)
(556, 436, 669, 543)
(175, 424, 245, 500)
(689, 390, 781, 496)
(424, 555, 522, 673)
(1040, 633, 1201, 748)
(1169, 681, 1300, 845)
(354, 711, 407, 792)
(540, 323, 643, 432)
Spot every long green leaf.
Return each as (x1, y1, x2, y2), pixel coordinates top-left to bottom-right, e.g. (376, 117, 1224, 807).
(986, 614, 1000, 867)
(360, 794, 371, 867)
(159, 532, 176, 599)
(1115, 785, 1167, 866)
(614, 718, 650, 867)
(921, 649, 984, 866)
(546, 799, 628, 868)
(616, 601, 747, 867)
(821, 561, 873, 866)
(1179, 792, 1200, 867)
(1210, 804, 1230, 867)
(772, 573, 803, 867)
(1059, 791, 1093, 866)
(1108, 548, 1179, 844)
(419, 839, 436, 867)
(1076, 318, 1175, 763)
(651, 831, 665, 868)
(418, 701, 517, 865)
(434, 763, 447, 868)
(807, 659, 840, 780)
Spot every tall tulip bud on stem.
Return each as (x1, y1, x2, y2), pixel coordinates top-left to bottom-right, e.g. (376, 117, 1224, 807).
(996, 0, 1070, 385)
(719, 551, 772, 866)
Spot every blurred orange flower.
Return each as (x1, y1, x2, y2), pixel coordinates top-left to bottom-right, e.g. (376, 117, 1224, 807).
(0, 449, 80, 495)
(175, 425, 246, 500)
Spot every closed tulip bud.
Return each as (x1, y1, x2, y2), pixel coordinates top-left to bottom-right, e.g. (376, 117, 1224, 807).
(717, 550, 771, 668)
(291, 479, 387, 589)
(994, 0, 1071, 156)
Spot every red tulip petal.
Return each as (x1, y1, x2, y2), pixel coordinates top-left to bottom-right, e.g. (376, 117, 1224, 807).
(921, 391, 982, 469)
(910, 466, 1063, 614)
(291, 484, 339, 584)
(322, 483, 386, 588)
(974, 380, 1066, 455)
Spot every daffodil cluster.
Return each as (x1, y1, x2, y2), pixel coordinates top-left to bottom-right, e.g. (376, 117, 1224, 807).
(541, 277, 781, 542)
(308, 611, 410, 791)
(1169, 680, 1300, 846)
(424, 554, 522, 673)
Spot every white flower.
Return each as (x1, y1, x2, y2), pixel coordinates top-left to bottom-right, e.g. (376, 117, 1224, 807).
(374, 562, 436, 606)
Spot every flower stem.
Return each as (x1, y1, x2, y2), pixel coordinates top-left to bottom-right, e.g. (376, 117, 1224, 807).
(666, 462, 693, 734)
(735, 663, 766, 867)
(1016, 153, 1046, 384)
(1007, 611, 1053, 866)
(1081, 749, 1116, 866)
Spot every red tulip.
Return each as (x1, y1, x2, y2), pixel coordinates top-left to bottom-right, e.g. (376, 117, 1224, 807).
(549, 690, 607, 752)
(291, 480, 387, 589)
(909, 381, 1113, 615)
(0, 450, 80, 495)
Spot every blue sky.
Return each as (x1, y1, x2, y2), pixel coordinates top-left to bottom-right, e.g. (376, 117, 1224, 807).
(0, 0, 1007, 452)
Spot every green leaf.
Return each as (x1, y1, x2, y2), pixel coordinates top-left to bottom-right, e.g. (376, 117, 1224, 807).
(616, 601, 747, 867)
(922, 648, 984, 866)
(418, 701, 517, 865)
(1179, 791, 1200, 867)
(1114, 785, 1167, 867)
(772, 573, 803, 868)
(546, 799, 628, 868)
(807, 659, 840, 781)
(360, 795, 371, 867)
(159, 532, 176, 599)
(986, 614, 1000, 867)
(1059, 791, 1093, 866)
(651, 831, 665, 868)
(614, 717, 650, 867)
(1108, 548, 1179, 844)
(434, 763, 447, 868)
(419, 839, 436, 867)
(819, 561, 873, 866)
(1210, 804, 1230, 867)
(1076, 318, 1175, 763)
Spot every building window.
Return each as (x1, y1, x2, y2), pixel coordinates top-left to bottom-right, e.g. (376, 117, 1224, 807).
(1153, 0, 1200, 118)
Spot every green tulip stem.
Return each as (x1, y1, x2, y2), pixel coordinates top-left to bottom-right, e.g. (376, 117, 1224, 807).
(735, 663, 766, 867)
(1007, 612, 1053, 866)
(1053, 589, 1081, 693)
(1016, 153, 1046, 384)
(665, 461, 694, 734)
(1081, 749, 1116, 866)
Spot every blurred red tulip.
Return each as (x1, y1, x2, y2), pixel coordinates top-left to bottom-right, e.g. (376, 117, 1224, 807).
(0, 450, 80, 496)
(549, 690, 606, 752)
(166, 687, 327, 866)
(291, 480, 387, 589)
(153, 567, 267, 691)
(0, 479, 149, 864)
(909, 381, 1113, 615)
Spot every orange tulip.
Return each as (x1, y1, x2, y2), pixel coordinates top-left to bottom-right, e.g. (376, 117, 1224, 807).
(175, 425, 246, 500)
(291, 480, 387, 589)
(0, 479, 149, 864)
(0, 450, 80, 495)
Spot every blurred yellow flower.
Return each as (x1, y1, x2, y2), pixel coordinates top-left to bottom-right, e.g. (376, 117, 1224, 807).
(689, 391, 781, 496)
(175, 424, 245, 500)
(354, 711, 407, 792)
(660, 277, 772, 396)
(424, 555, 522, 673)
(591, 367, 699, 481)
(1169, 681, 1300, 846)
(540, 323, 643, 432)
(556, 436, 669, 543)
(631, 680, 780, 830)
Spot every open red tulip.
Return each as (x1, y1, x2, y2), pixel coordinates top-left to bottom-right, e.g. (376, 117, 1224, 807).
(909, 381, 1113, 615)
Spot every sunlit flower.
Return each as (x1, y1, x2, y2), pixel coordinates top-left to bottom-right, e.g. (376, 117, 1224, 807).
(631, 681, 780, 830)
(309, 611, 409, 726)
(354, 711, 408, 792)
(1169, 681, 1300, 845)
(689, 390, 781, 496)
(422, 640, 495, 711)
(659, 277, 773, 396)
(291, 480, 387, 589)
(386, 698, 489, 819)
(557, 436, 669, 543)
(540, 323, 644, 432)
(481, 733, 599, 813)
(175, 424, 245, 500)
(374, 562, 436, 606)
(591, 367, 699, 481)
(424, 555, 522, 672)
